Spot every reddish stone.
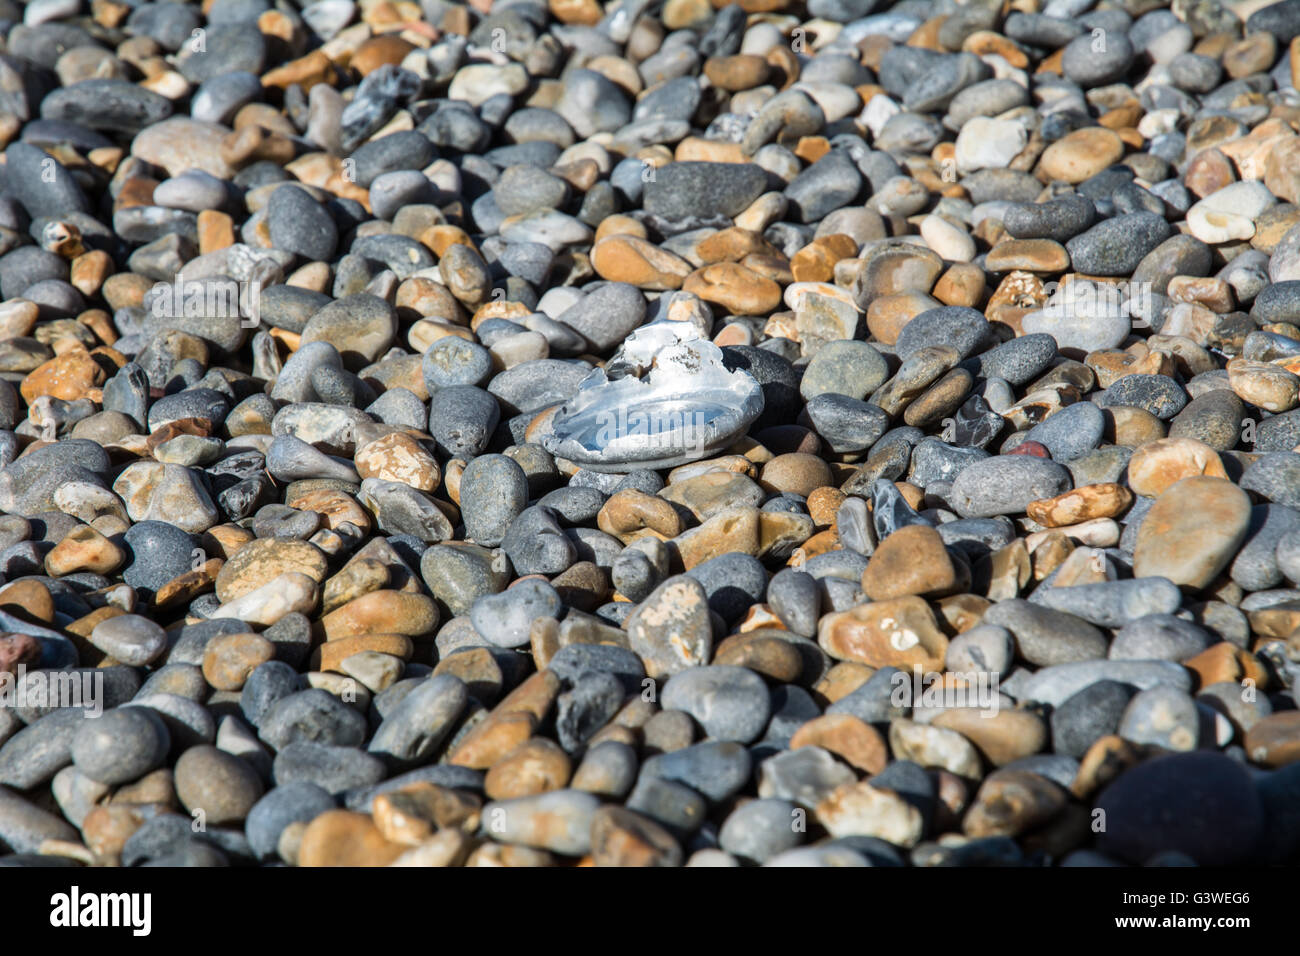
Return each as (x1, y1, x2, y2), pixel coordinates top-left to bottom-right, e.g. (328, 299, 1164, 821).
(0, 633, 41, 675)
(1007, 441, 1050, 458)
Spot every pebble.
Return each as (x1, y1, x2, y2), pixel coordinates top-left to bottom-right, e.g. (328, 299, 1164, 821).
(88, 614, 167, 667)
(1017, 660, 1192, 709)
(1031, 577, 1182, 628)
(1096, 752, 1264, 865)
(983, 599, 1107, 667)
(260, 689, 367, 752)
(71, 707, 170, 786)
(274, 742, 386, 796)
(459, 455, 528, 546)
(245, 783, 337, 863)
(368, 676, 468, 767)
(1066, 213, 1173, 276)
(861, 525, 956, 600)
(1132, 477, 1252, 589)
(0, 785, 78, 853)
(296, 810, 405, 867)
(1114, 611, 1214, 662)
(1098, 374, 1189, 420)
(1051, 681, 1138, 760)
(949, 456, 1073, 518)
(174, 744, 264, 825)
(470, 580, 561, 650)
(591, 805, 682, 867)
(660, 666, 770, 744)
(800, 340, 889, 401)
(480, 790, 600, 856)
(640, 741, 751, 804)
(1118, 684, 1202, 751)
(618, 574, 710, 676)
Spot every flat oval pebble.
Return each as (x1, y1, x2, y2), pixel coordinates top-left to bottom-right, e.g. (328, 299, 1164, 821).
(949, 456, 1073, 518)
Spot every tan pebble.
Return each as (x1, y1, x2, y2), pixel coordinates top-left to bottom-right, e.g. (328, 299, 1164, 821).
(202, 632, 274, 691)
(861, 525, 958, 600)
(297, 810, 407, 866)
(1106, 405, 1167, 447)
(45, 525, 125, 576)
(590, 235, 692, 290)
(932, 708, 1048, 767)
(790, 714, 887, 773)
(484, 738, 572, 800)
(314, 633, 413, 672)
(703, 53, 770, 91)
(1243, 711, 1300, 768)
(448, 711, 536, 769)
(818, 596, 948, 671)
(806, 486, 846, 527)
(351, 35, 415, 75)
(815, 779, 925, 846)
(321, 558, 390, 615)
(1228, 356, 1299, 412)
(463, 842, 556, 867)
(659, 471, 763, 522)
(286, 487, 373, 533)
(1037, 127, 1123, 183)
(682, 262, 782, 314)
(0, 580, 55, 623)
(1026, 483, 1133, 527)
(1070, 735, 1144, 799)
(1184, 147, 1237, 198)
(81, 805, 146, 862)
(319, 590, 439, 641)
(936, 593, 992, 633)
(985, 238, 1070, 273)
(1132, 476, 1251, 589)
(214, 538, 329, 602)
(697, 226, 776, 264)
(20, 350, 105, 403)
(354, 432, 441, 491)
(593, 214, 647, 242)
(596, 489, 685, 543)
(867, 291, 941, 344)
(889, 718, 983, 778)
(1184, 642, 1267, 690)
(69, 251, 114, 298)
(759, 453, 833, 497)
(374, 782, 481, 846)
(790, 234, 858, 282)
(932, 263, 986, 307)
(1125, 437, 1227, 497)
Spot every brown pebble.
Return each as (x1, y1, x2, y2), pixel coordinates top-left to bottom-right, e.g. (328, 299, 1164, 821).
(790, 714, 887, 773)
(484, 738, 573, 800)
(297, 810, 407, 866)
(861, 525, 958, 600)
(201, 632, 275, 691)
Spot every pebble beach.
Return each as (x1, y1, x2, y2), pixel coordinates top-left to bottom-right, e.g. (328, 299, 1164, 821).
(0, 0, 1297, 869)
